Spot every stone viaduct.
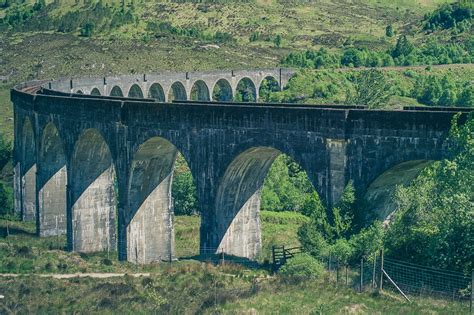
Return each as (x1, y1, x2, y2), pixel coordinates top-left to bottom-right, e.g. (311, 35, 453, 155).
(11, 68, 471, 264)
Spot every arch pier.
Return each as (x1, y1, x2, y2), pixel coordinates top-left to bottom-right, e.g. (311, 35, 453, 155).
(11, 69, 471, 264)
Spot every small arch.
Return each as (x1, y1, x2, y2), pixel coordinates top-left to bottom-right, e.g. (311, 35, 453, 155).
(148, 83, 166, 102)
(212, 79, 233, 102)
(70, 129, 117, 253)
(258, 76, 280, 102)
(90, 88, 101, 96)
(168, 81, 187, 101)
(190, 80, 210, 101)
(21, 117, 36, 222)
(110, 86, 124, 97)
(235, 77, 257, 102)
(38, 123, 67, 237)
(75, 90, 84, 95)
(128, 84, 144, 98)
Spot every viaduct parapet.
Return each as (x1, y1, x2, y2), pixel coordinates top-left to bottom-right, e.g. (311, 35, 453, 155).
(11, 68, 472, 264)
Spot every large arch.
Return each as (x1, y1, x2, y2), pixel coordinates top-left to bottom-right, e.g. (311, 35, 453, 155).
(190, 80, 210, 101)
(148, 83, 166, 102)
(212, 79, 233, 102)
(37, 123, 67, 236)
(126, 137, 181, 264)
(110, 86, 124, 97)
(128, 84, 144, 98)
(235, 77, 257, 102)
(168, 81, 187, 101)
(258, 76, 280, 102)
(69, 129, 116, 253)
(363, 160, 434, 223)
(90, 88, 101, 96)
(214, 147, 281, 259)
(21, 117, 36, 222)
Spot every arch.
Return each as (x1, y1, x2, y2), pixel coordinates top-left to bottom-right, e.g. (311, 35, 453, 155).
(258, 76, 280, 102)
(38, 123, 67, 236)
(75, 90, 84, 95)
(70, 129, 116, 252)
(148, 83, 166, 102)
(90, 88, 101, 96)
(214, 147, 281, 259)
(212, 79, 233, 102)
(110, 86, 124, 97)
(128, 84, 144, 98)
(126, 137, 183, 263)
(235, 77, 257, 102)
(363, 160, 434, 223)
(21, 117, 36, 222)
(190, 80, 210, 101)
(168, 81, 187, 101)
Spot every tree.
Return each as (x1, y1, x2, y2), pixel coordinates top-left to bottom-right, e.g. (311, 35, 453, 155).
(345, 69, 393, 108)
(274, 34, 282, 48)
(0, 181, 13, 216)
(0, 134, 11, 170)
(385, 24, 394, 37)
(392, 35, 415, 58)
(80, 22, 95, 37)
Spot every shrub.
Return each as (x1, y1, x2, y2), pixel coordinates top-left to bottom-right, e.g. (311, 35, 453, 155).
(279, 254, 325, 280)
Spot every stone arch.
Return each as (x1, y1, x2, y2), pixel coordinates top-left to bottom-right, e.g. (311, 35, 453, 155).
(190, 80, 210, 101)
(126, 137, 192, 264)
(258, 76, 280, 102)
(38, 123, 67, 236)
(128, 84, 144, 98)
(212, 79, 233, 102)
(90, 88, 101, 96)
(214, 147, 282, 259)
(110, 86, 124, 97)
(75, 90, 84, 95)
(21, 117, 36, 222)
(168, 81, 187, 101)
(148, 83, 166, 102)
(363, 160, 434, 222)
(70, 129, 116, 253)
(236, 77, 257, 102)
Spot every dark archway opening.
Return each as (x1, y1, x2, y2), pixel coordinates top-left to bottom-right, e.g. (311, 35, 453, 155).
(168, 82, 187, 101)
(90, 88, 101, 96)
(110, 86, 123, 97)
(235, 78, 257, 102)
(212, 79, 233, 102)
(148, 83, 166, 102)
(128, 84, 144, 98)
(190, 80, 210, 101)
(259, 76, 280, 102)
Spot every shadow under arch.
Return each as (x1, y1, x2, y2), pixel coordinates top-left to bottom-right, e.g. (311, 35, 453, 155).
(258, 76, 280, 102)
(168, 81, 187, 101)
(90, 88, 101, 96)
(212, 79, 233, 102)
(190, 80, 210, 101)
(148, 83, 166, 102)
(213, 147, 282, 259)
(110, 86, 124, 97)
(21, 117, 36, 222)
(128, 84, 144, 98)
(363, 160, 434, 223)
(126, 136, 197, 264)
(236, 77, 257, 102)
(75, 90, 84, 95)
(37, 122, 67, 236)
(69, 128, 117, 253)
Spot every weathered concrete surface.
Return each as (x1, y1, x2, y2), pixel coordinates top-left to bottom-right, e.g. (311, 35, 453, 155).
(11, 73, 473, 264)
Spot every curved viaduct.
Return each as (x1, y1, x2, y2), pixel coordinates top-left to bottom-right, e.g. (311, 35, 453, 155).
(11, 68, 471, 264)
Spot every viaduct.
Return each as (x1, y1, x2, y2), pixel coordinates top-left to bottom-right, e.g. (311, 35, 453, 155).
(11, 68, 471, 264)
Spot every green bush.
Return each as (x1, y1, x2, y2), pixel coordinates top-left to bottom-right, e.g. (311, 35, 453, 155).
(279, 254, 325, 280)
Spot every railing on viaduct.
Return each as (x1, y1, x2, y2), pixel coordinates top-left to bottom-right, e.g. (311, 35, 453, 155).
(10, 69, 473, 265)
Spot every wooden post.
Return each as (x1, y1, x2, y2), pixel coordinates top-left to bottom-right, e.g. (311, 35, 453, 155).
(221, 251, 225, 265)
(470, 270, 473, 314)
(360, 258, 364, 293)
(336, 260, 339, 285)
(379, 249, 384, 291)
(345, 265, 348, 286)
(372, 254, 377, 289)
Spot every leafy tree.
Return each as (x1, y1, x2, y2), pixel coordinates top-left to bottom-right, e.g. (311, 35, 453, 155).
(172, 154, 198, 215)
(0, 134, 11, 170)
(349, 221, 384, 260)
(80, 22, 95, 37)
(279, 253, 325, 280)
(392, 35, 415, 59)
(345, 69, 393, 108)
(385, 24, 394, 37)
(0, 181, 13, 216)
(456, 84, 474, 107)
(274, 34, 282, 48)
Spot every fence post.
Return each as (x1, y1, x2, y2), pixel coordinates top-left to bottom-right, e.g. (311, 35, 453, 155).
(221, 251, 225, 265)
(372, 253, 377, 289)
(360, 258, 364, 293)
(345, 265, 348, 286)
(379, 249, 384, 292)
(336, 259, 339, 285)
